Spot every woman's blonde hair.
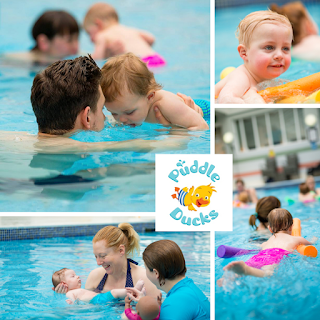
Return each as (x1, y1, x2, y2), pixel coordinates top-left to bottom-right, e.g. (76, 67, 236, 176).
(101, 53, 162, 102)
(93, 223, 140, 257)
(236, 10, 293, 47)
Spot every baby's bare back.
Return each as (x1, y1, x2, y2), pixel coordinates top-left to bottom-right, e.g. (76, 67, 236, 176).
(102, 24, 155, 57)
(68, 288, 98, 302)
(261, 233, 306, 252)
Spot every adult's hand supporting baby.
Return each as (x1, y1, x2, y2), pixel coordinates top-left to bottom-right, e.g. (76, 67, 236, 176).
(177, 93, 203, 116)
(52, 282, 68, 294)
(153, 94, 202, 125)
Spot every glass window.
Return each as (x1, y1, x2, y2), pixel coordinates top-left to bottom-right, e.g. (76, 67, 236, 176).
(243, 118, 255, 149)
(298, 109, 306, 140)
(269, 112, 282, 145)
(235, 120, 243, 151)
(283, 109, 297, 142)
(256, 114, 269, 147)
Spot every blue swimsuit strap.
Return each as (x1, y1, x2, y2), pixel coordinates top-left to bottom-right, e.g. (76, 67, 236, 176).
(94, 258, 138, 293)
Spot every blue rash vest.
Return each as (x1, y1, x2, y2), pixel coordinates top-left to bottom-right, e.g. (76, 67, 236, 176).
(159, 277, 210, 320)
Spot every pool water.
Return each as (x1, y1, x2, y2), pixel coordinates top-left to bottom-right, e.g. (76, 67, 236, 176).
(0, 0, 210, 212)
(215, 185, 320, 320)
(215, 3, 320, 83)
(0, 231, 210, 320)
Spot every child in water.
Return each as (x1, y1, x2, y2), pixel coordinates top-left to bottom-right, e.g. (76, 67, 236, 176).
(9, 11, 79, 64)
(220, 209, 313, 280)
(124, 295, 161, 320)
(215, 10, 293, 104)
(298, 183, 316, 203)
(83, 3, 165, 66)
(52, 268, 145, 304)
(100, 53, 209, 131)
(249, 196, 281, 231)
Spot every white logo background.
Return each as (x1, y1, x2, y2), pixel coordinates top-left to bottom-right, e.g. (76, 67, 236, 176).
(156, 154, 233, 231)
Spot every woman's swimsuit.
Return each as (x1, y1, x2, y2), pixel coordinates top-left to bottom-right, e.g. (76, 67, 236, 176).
(245, 248, 291, 269)
(94, 258, 138, 293)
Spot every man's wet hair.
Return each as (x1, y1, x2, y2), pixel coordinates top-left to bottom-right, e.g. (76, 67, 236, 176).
(31, 55, 101, 135)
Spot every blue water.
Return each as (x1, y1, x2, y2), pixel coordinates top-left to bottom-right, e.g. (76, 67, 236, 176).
(0, 0, 210, 212)
(215, 3, 320, 83)
(0, 231, 210, 319)
(216, 184, 320, 320)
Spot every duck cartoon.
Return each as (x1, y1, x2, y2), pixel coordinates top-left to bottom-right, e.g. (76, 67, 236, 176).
(171, 184, 217, 211)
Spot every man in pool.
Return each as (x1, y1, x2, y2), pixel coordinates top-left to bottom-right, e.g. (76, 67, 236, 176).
(215, 10, 293, 104)
(1, 55, 196, 154)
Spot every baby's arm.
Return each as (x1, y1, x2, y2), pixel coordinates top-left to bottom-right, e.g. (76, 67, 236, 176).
(155, 92, 209, 131)
(217, 69, 265, 104)
(66, 291, 77, 304)
(91, 34, 124, 60)
(137, 29, 155, 46)
(111, 288, 127, 299)
(295, 236, 313, 246)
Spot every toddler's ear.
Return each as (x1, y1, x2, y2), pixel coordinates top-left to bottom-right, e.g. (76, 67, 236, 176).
(238, 44, 248, 61)
(147, 92, 155, 101)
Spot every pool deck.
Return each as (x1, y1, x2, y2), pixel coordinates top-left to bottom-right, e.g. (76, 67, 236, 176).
(0, 216, 155, 241)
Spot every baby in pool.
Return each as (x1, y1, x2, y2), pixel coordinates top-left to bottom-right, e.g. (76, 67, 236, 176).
(124, 295, 161, 320)
(218, 208, 314, 283)
(52, 268, 145, 304)
(83, 2, 164, 66)
(215, 10, 293, 104)
(100, 53, 209, 131)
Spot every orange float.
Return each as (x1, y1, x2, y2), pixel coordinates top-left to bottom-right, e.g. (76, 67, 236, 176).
(259, 72, 320, 103)
(291, 218, 317, 257)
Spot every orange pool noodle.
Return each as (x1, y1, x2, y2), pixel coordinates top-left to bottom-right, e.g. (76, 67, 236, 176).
(291, 218, 317, 258)
(259, 72, 320, 102)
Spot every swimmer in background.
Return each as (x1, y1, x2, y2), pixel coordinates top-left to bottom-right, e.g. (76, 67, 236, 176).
(215, 10, 293, 104)
(83, 2, 165, 66)
(8, 11, 79, 65)
(218, 209, 314, 281)
(124, 295, 161, 320)
(100, 53, 209, 131)
(270, 1, 320, 62)
(305, 175, 320, 196)
(233, 191, 250, 208)
(234, 179, 258, 204)
(249, 196, 281, 232)
(298, 183, 316, 203)
(52, 268, 146, 305)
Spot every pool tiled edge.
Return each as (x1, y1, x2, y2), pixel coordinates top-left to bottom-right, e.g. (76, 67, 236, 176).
(0, 222, 155, 241)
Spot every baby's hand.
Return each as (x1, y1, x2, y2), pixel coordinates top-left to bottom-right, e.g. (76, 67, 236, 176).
(125, 295, 132, 309)
(157, 292, 162, 306)
(310, 236, 318, 244)
(66, 299, 73, 305)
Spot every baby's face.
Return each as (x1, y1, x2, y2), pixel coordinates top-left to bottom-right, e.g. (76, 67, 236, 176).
(63, 269, 81, 290)
(85, 23, 100, 43)
(105, 90, 150, 127)
(244, 22, 292, 81)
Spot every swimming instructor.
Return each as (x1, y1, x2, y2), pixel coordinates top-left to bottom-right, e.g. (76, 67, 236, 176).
(127, 240, 210, 320)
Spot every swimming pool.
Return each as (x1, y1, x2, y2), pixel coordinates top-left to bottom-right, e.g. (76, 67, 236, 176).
(215, 2, 320, 83)
(0, 0, 210, 212)
(0, 231, 210, 319)
(215, 184, 320, 320)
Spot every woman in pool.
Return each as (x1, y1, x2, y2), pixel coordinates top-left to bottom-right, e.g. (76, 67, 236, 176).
(127, 240, 210, 320)
(270, 1, 320, 61)
(55, 223, 160, 299)
(249, 196, 281, 231)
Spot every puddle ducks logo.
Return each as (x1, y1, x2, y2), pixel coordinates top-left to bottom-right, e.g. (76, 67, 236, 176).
(156, 155, 233, 232)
